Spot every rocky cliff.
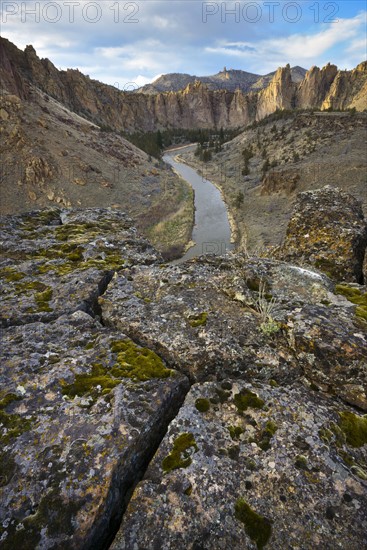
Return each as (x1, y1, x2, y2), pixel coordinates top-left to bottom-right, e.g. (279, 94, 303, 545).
(0, 200, 366, 549)
(1, 38, 366, 132)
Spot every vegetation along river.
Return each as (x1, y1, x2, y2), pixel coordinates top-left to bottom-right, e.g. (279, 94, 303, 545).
(163, 145, 234, 263)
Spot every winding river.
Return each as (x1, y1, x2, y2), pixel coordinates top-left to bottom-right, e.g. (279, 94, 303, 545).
(163, 146, 234, 263)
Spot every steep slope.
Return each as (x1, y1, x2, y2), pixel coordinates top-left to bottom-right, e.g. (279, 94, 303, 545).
(1, 38, 365, 133)
(0, 86, 193, 259)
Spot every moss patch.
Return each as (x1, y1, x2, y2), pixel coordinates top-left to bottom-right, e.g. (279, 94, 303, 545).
(0, 393, 32, 444)
(229, 425, 243, 440)
(258, 420, 278, 451)
(162, 432, 198, 473)
(61, 363, 121, 401)
(35, 287, 53, 312)
(34, 244, 125, 276)
(234, 389, 265, 412)
(234, 498, 272, 549)
(338, 411, 367, 447)
(110, 340, 172, 382)
(335, 284, 367, 321)
(0, 267, 26, 283)
(188, 311, 208, 327)
(195, 398, 210, 413)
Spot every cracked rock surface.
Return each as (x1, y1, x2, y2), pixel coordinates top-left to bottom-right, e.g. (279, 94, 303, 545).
(0, 208, 366, 549)
(112, 381, 367, 550)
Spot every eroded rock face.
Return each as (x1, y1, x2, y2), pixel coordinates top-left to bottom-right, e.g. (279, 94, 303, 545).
(0, 208, 188, 549)
(277, 186, 367, 283)
(1, 38, 366, 133)
(112, 381, 367, 550)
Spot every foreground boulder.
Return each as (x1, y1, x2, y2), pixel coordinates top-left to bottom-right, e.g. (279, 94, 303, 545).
(0, 208, 366, 549)
(277, 186, 367, 283)
(112, 381, 367, 550)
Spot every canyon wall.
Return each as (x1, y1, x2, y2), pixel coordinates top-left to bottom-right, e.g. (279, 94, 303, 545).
(1, 37, 366, 132)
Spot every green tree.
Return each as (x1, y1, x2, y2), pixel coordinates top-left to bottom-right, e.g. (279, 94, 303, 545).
(234, 191, 244, 208)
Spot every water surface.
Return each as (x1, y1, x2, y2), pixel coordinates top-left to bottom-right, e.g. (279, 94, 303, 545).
(163, 146, 234, 263)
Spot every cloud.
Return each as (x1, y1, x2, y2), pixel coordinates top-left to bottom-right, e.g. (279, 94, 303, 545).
(1, 2, 365, 84)
(205, 11, 367, 72)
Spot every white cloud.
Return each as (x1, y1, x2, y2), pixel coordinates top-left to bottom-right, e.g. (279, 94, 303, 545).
(206, 11, 367, 71)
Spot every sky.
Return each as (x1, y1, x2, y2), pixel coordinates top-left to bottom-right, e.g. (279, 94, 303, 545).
(1, 0, 366, 88)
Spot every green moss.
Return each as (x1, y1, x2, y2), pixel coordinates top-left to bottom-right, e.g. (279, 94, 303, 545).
(295, 455, 308, 470)
(2, 487, 82, 548)
(0, 267, 26, 283)
(110, 340, 172, 382)
(229, 425, 243, 440)
(162, 432, 198, 473)
(319, 427, 333, 443)
(34, 287, 53, 312)
(234, 389, 265, 412)
(195, 398, 210, 413)
(188, 311, 208, 327)
(215, 387, 231, 403)
(335, 284, 367, 321)
(356, 306, 367, 321)
(313, 258, 334, 279)
(20, 210, 60, 230)
(257, 421, 278, 451)
(338, 449, 355, 467)
(234, 498, 272, 549)
(61, 363, 121, 401)
(329, 422, 346, 447)
(338, 411, 367, 447)
(350, 465, 367, 480)
(0, 393, 32, 443)
(14, 280, 48, 296)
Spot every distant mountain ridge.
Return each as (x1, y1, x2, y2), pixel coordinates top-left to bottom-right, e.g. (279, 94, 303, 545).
(0, 37, 366, 134)
(137, 66, 307, 94)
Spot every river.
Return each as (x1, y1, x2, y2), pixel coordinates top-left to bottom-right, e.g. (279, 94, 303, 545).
(163, 146, 234, 263)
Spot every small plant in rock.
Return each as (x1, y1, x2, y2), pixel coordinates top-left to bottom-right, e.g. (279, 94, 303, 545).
(255, 280, 280, 335)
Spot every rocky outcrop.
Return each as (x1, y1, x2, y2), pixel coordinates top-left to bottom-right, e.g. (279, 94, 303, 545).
(256, 64, 296, 120)
(322, 62, 367, 111)
(1, 38, 366, 132)
(1, 208, 366, 549)
(277, 186, 367, 283)
(296, 63, 338, 108)
(261, 168, 300, 195)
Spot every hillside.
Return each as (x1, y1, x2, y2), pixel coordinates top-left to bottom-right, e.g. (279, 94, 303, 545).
(0, 70, 194, 259)
(178, 110, 367, 251)
(136, 66, 307, 94)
